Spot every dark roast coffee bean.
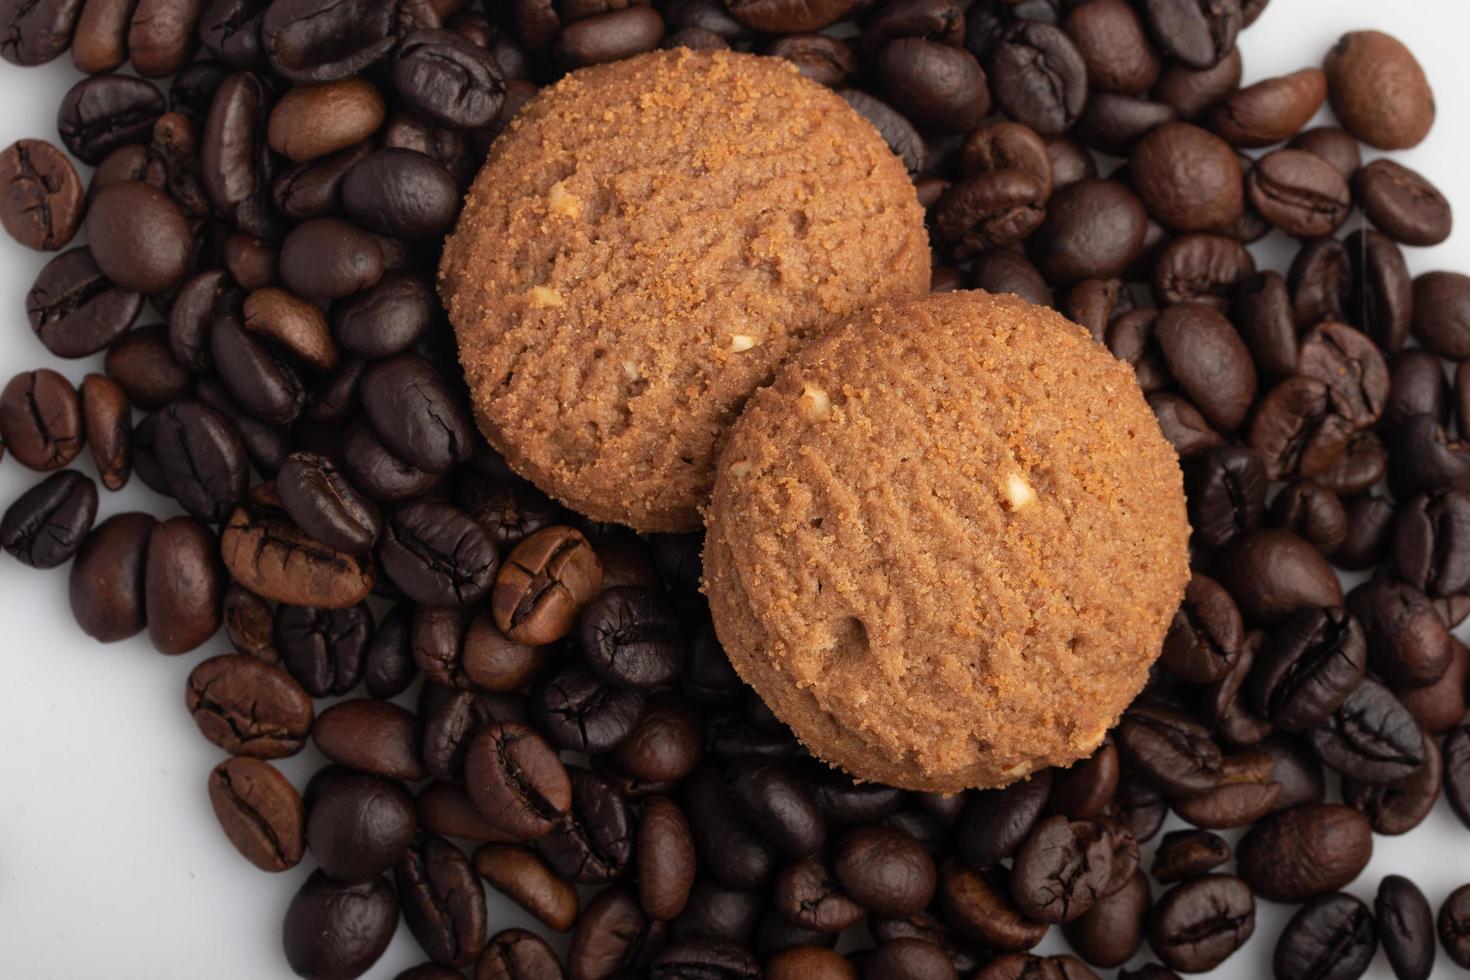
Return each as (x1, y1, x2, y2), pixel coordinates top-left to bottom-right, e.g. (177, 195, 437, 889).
(566, 886, 663, 979)
(333, 272, 433, 359)
(151, 399, 247, 523)
(222, 582, 276, 663)
(725, 759, 825, 859)
(304, 358, 365, 424)
(1141, 0, 1239, 70)
(1377, 875, 1436, 980)
(1147, 875, 1255, 973)
(576, 586, 684, 689)
(1443, 884, 1470, 968)
(143, 514, 222, 655)
(220, 502, 376, 608)
(832, 825, 935, 918)
(1150, 232, 1254, 310)
(26, 247, 142, 358)
(535, 766, 633, 884)
(1062, 0, 1158, 95)
(859, 937, 954, 980)
(474, 842, 580, 931)
(1006, 815, 1112, 925)
(1160, 574, 1241, 684)
(477, 928, 567, 980)
(1323, 28, 1433, 148)
(1345, 229, 1412, 354)
(932, 170, 1047, 258)
(1247, 377, 1353, 481)
(0, 0, 83, 65)
(1288, 127, 1362, 181)
(1354, 159, 1452, 247)
(276, 602, 371, 698)
(57, 73, 165, 165)
(1115, 703, 1223, 798)
(874, 38, 988, 133)
(765, 947, 854, 980)
(1151, 829, 1230, 883)
(282, 870, 398, 980)
(1386, 352, 1449, 432)
(1237, 803, 1371, 902)
(1182, 446, 1266, 548)
(1274, 892, 1377, 980)
(635, 795, 696, 921)
(1, 469, 96, 569)
(1310, 678, 1425, 785)
(1399, 639, 1468, 736)
(341, 147, 459, 240)
(1412, 271, 1470, 359)
(185, 653, 314, 758)
(970, 248, 1052, 306)
(419, 686, 528, 783)
(68, 511, 154, 641)
(1030, 178, 1147, 283)
(1356, 572, 1454, 679)
(104, 325, 192, 410)
(492, 525, 601, 644)
(957, 768, 1051, 870)
(279, 217, 384, 301)
(360, 353, 473, 474)
(261, 0, 396, 82)
(241, 287, 334, 370)
(1154, 303, 1255, 431)
(1268, 481, 1346, 555)
(1210, 67, 1327, 148)
(200, 71, 280, 240)
(1111, 772, 1168, 844)
(988, 22, 1086, 136)
(1315, 431, 1387, 498)
(464, 721, 571, 840)
(342, 420, 445, 503)
(1252, 606, 1365, 731)
(379, 501, 497, 607)
(1215, 528, 1343, 624)
(358, 602, 413, 699)
(1343, 731, 1441, 836)
(397, 834, 488, 967)
(671, 878, 762, 944)
(1169, 748, 1280, 829)
(168, 269, 238, 373)
(765, 34, 855, 86)
(1247, 148, 1351, 239)
(272, 139, 371, 220)
(0, 368, 84, 472)
(208, 756, 304, 872)
(85, 179, 192, 295)
(1389, 414, 1470, 500)
(1063, 869, 1149, 968)
(1129, 122, 1243, 232)
(1293, 322, 1387, 431)
(611, 693, 701, 785)
(278, 451, 380, 555)
(392, 28, 504, 129)
(197, 0, 265, 69)
(0, 138, 83, 251)
(683, 765, 778, 892)
(774, 859, 866, 934)
(558, 6, 667, 67)
(538, 663, 644, 754)
(649, 939, 759, 980)
(1155, 44, 1240, 119)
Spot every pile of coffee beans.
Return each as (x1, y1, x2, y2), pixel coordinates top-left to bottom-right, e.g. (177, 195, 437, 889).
(2, 0, 1469, 977)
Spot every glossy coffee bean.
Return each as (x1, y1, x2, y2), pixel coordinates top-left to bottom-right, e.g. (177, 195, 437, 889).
(283, 870, 398, 980)
(1147, 874, 1254, 974)
(1154, 303, 1255, 431)
(1252, 606, 1365, 731)
(397, 834, 488, 968)
(315, 698, 424, 781)
(1129, 123, 1242, 232)
(1273, 892, 1377, 980)
(379, 501, 497, 606)
(0, 368, 84, 472)
(1411, 271, 1470, 359)
(538, 663, 644, 754)
(1343, 731, 1441, 836)
(361, 353, 474, 474)
(186, 653, 313, 758)
(1063, 869, 1149, 968)
(105, 325, 193, 411)
(1063, 0, 1158, 95)
(144, 514, 222, 655)
(0, 469, 96, 569)
(534, 765, 633, 885)
(1376, 875, 1436, 980)
(1347, 580, 1451, 688)
(477, 927, 568, 980)
(1355, 159, 1452, 247)
(1237, 804, 1371, 902)
(1160, 574, 1241, 684)
(1210, 68, 1327, 148)
(933, 169, 1048, 258)
(220, 502, 376, 609)
(1009, 815, 1111, 924)
(27, 247, 142, 358)
(1443, 884, 1470, 969)
(278, 451, 380, 555)
(464, 721, 571, 840)
(566, 886, 663, 979)
(208, 756, 304, 872)
(1309, 678, 1425, 785)
(1247, 149, 1351, 239)
(988, 22, 1086, 136)
(85, 180, 192, 294)
(1115, 703, 1223, 798)
(1151, 829, 1230, 883)
(1141, 0, 1239, 69)
(267, 77, 384, 163)
(1346, 229, 1412, 353)
(261, 0, 397, 83)
(1182, 446, 1266, 548)
(1325, 30, 1435, 149)
(474, 842, 579, 932)
(874, 38, 988, 133)
(1214, 529, 1342, 624)
(1268, 481, 1345, 555)
(280, 218, 384, 300)
(68, 511, 154, 641)
(341, 147, 459, 240)
(306, 768, 417, 884)
(1151, 233, 1254, 310)
(331, 272, 434, 359)
(393, 29, 505, 129)
(57, 73, 165, 165)
(0, 138, 83, 250)
(152, 399, 248, 523)
(1029, 178, 1147, 283)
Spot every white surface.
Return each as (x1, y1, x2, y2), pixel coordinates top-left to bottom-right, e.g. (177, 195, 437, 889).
(1, 2, 1469, 977)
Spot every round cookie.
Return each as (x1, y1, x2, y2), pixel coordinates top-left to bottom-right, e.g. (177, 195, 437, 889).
(439, 49, 929, 532)
(704, 290, 1191, 792)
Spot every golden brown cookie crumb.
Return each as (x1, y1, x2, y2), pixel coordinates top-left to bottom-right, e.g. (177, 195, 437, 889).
(439, 49, 929, 531)
(704, 290, 1191, 792)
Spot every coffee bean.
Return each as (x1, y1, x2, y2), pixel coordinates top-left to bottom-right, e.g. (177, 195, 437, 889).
(567, 886, 664, 979)
(272, 139, 371, 220)
(1141, 0, 1239, 70)
(75, 375, 130, 492)
(957, 769, 1050, 870)
(167, 269, 236, 372)
(0, 138, 83, 252)
(1273, 892, 1377, 980)
(1399, 638, 1469, 736)
(1343, 729, 1441, 836)
(0, 368, 84, 472)
(1325, 30, 1435, 150)
(210, 314, 307, 426)
(1349, 579, 1452, 688)
(1411, 271, 1470, 359)
(538, 663, 645, 755)
(936, 860, 1047, 952)
(1355, 159, 1452, 247)
(261, 0, 395, 82)
(1116, 703, 1223, 798)
(355, 353, 472, 476)
(1062, 0, 1158, 95)
(265, 77, 383, 164)
(1048, 739, 1119, 820)
(933, 169, 1047, 258)
(186, 653, 313, 758)
(58, 73, 165, 166)
(1155, 44, 1240, 119)
(1154, 304, 1256, 430)
(828, 825, 934, 919)
(1267, 481, 1345, 554)
(1216, 526, 1344, 625)
(277, 451, 380, 556)
(1236, 803, 1371, 902)
(568, 585, 682, 689)
(1247, 149, 1351, 238)
(1346, 229, 1412, 354)
(1314, 430, 1387, 498)
(535, 765, 633, 885)
(970, 248, 1052, 306)
(1063, 869, 1149, 968)
(1, 469, 96, 569)
(1289, 236, 1351, 326)
(1008, 815, 1111, 924)
(70, 0, 138, 72)
(143, 514, 222, 654)
(767, 947, 856, 980)
(282, 870, 398, 980)
(464, 721, 571, 840)
(306, 767, 418, 883)
(649, 939, 760, 980)
(86, 179, 194, 296)
(1147, 874, 1254, 973)
(241, 287, 335, 370)
(723, 759, 824, 859)
(1288, 127, 1362, 181)
(1294, 322, 1389, 431)
(330, 272, 434, 360)
(987, 22, 1086, 136)
(207, 756, 304, 873)
(1170, 747, 1280, 828)
(1160, 574, 1241, 683)
(1310, 677, 1425, 785)
(1030, 178, 1147, 283)
(26, 247, 143, 358)
(1377, 876, 1436, 980)
(396, 834, 489, 968)
(388, 28, 505, 130)
(479, 927, 567, 980)
(199, 71, 281, 240)
(766, 33, 855, 86)
(1181, 446, 1266, 548)
(859, 937, 954, 980)
(1251, 605, 1365, 732)
(278, 217, 384, 300)
(1443, 883, 1470, 969)
(1211, 68, 1327, 148)
(473, 842, 579, 932)
(317, 696, 426, 784)
(220, 502, 376, 608)
(0, 0, 83, 65)
(1389, 414, 1470, 500)
(1151, 829, 1230, 884)
(105, 325, 193, 411)
(68, 511, 155, 641)
(874, 38, 988, 133)
(341, 147, 459, 240)
(276, 600, 371, 697)
(380, 501, 497, 606)
(1151, 232, 1254, 309)
(1129, 122, 1243, 232)
(672, 877, 763, 945)
(222, 582, 276, 663)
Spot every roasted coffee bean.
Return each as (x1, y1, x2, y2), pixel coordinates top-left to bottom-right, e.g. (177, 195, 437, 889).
(260, 0, 396, 82)
(71, 0, 137, 72)
(492, 525, 601, 644)
(1151, 232, 1254, 310)
(535, 766, 633, 884)
(970, 248, 1052, 306)
(831, 824, 935, 918)
(1007, 815, 1111, 924)
(477, 927, 566, 980)
(936, 861, 1047, 952)
(474, 842, 579, 932)
(168, 269, 236, 372)
(538, 663, 644, 754)
(1047, 740, 1119, 820)
(765, 33, 854, 86)
(196, 0, 266, 70)
(1115, 704, 1222, 798)
(420, 687, 528, 783)
(1, 469, 96, 569)
(1400, 638, 1469, 736)
(567, 886, 664, 979)
(0, 368, 84, 472)
(1326, 29, 1435, 149)
(391, 28, 504, 129)
(457, 477, 562, 555)
(241, 287, 334, 369)
(1344, 229, 1412, 354)
(57, 73, 165, 165)
(396, 834, 488, 968)
(1062, 0, 1158, 95)
(1160, 574, 1241, 684)
(85, 179, 192, 295)
(464, 721, 571, 841)
(1347, 580, 1451, 687)
(0, 0, 83, 65)
(105, 325, 192, 410)
(272, 139, 371, 220)
(1343, 729, 1441, 836)
(207, 756, 304, 873)
(1141, 0, 1239, 70)
(1151, 829, 1230, 883)
(1389, 414, 1470, 500)
(648, 939, 759, 980)
(124, 0, 206, 76)
(68, 511, 155, 641)
(379, 501, 497, 606)
(1247, 149, 1351, 238)
(724, 759, 825, 859)
(633, 795, 696, 922)
(1062, 869, 1148, 968)
(222, 582, 276, 663)
(78, 377, 132, 494)
(957, 121, 1053, 197)
(360, 352, 473, 474)
(282, 870, 398, 980)
(1211, 68, 1327, 148)
(957, 768, 1051, 870)
(1147, 875, 1255, 973)
(858, 937, 954, 980)
(1258, 734, 1326, 812)
(1377, 875, 1436, 980)
(1443, 884, 1470, 968)
(1288, 127, 1362, 181)
(186, 653, 313, 758)
(342, 419, 446, 502)
(1170, 749, 1280, 829)
(671, 878, 762, 944)
(279, 217, 383, 300)
(1247, 377, 1352, 481)
(266, 77, 383, 164)
(1154, 43, 1240, 119)
(458, 609, 542, 693)
(1109, 773, 1166, 845)
(766, 947, 855, 980)
(1183, 446, 1266, 548)
(330, 274, 433, 361)
(609, 693, 701, 786)
(1154, 303, 1255, 430)
(932, 170, 1048, 258)
(1274, 892, 1377, 980)
(683, 765, 778, 892)
(1314, 431, 1387, 498)
(340, 147, 459, 240)
(277, 602, 371, 698)
(220, 502, 375, 608)
(1215, 528, 1343, 624)
(1237, 804, 1371, 901)
(143, 514, 222, 654)
(1129, 122, 1242, 233)
(1310, 678, 1424, 785)
(874, 38, 988, 133)
(1253, 606, 1365, 731)
(1268, 481, 1345, 555)
(26, 247, 142, 358)
(277, 451, 380, 556)
(576, 586, 684, 689)
(1289, 236, 1352, 327)
(0, 138, 83, 251)
(353, 602, 412, 699)
(1355, 159, 1452, 248)
(200, 71, 279, 240)
(1029, 178, 1147, 283)
(988, 22, 1086, 136)
(1411, 271, 1470, 359)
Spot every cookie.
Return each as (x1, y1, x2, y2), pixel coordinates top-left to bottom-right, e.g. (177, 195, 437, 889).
(439, 49, 929, 532)
(704, 290, 1191, 792)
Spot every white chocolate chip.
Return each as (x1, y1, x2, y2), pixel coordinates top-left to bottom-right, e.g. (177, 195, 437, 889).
(622, 359, 641, 381)
(799, 383, 830, 420)
(729, 334, 758, 353)
(1002, 762, 1032, 779)
(728, 461, 752, 478)
(1004, 472, 1035, 510)
(528, 285, 565, 308)
(547, 180, 582, 218)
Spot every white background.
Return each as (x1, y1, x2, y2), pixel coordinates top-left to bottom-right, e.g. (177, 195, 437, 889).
(1, 1, 1469, 977)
